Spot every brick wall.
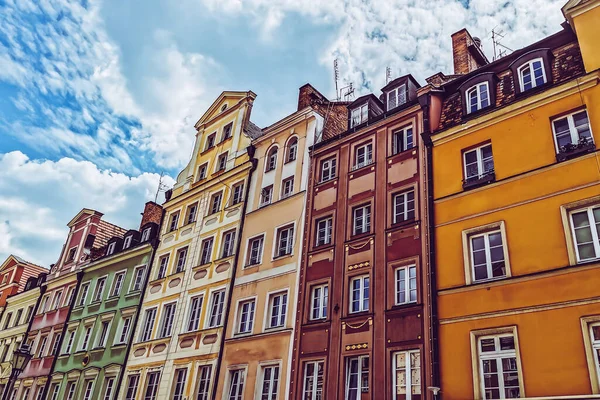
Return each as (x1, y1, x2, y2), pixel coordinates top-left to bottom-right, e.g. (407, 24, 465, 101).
(140, 201, 163, 229)
(552, 43, 585, 85)
(297, 84, 349, 141)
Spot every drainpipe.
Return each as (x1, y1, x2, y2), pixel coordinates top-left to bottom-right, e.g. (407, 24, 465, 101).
(419, 94, 441, 399)
(210, 145, 258, 400)
(113, 216, 165, 398)
(41, 270, 84, 400)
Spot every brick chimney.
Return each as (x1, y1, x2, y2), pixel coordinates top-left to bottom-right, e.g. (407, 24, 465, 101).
(140, 201, 163, 229)
(298, 84, 327, 111)
(451, 28, 489, 75)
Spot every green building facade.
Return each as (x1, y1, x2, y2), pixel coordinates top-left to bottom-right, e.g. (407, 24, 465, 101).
(49, 203, 162, 400)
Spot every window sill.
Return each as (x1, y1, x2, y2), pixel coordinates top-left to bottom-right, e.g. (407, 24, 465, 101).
(470, 275, 508, 286)
(284, 158, 296, 165)
(390, 218, 417, 230)
(314, 242, 333, 249)
(463, 172, 496, 190)
(200, 146, 215, 155)
(112, 343, 127, 349)
(350, 161, 374, 173)
(243, 263, 261, 269)
(556, 141, 596, 162)
(125, 291, 142, 299)
(389, 146, 417, 158)
(272, 253, 293, 261)
(212, 169, 226, 177)
(316, 177, 337, 187)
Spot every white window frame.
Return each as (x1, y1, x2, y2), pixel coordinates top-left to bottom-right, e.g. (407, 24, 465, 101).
(197, 163, 208, 182)
(231, 182, 245, 205)
(352, 204, 371, 235)
(266, 291, 288, 329)
(158, 301, 177, 338)
(185, 203, 198, 225)
(349, 275, 370, 313)
(235, 298, 256, 335)
(345, 355, 369, 398)
(210, 191, 223, 214)
(63, 329, 75, 354)
(78, 282, 90, 307)
(144, 371, 161, 400)
(52, 290, 63, 310)
(245, 234, 265, 267)
(395, 264, 417, 305)
(200, 237, 214, 265)
(79, 325, 92, 351)
(466, 82, 490, 114)
(175, 246, 188, 273)
(103, 377, 115, 400)
(168, 212, 180, 232)
(260, 185, 273, 207)
(259, 364, 280, 400)
(551, 109, 594, 152)
(227, 369, 246, 400)
(139, 307, 157, 342)
(315, 217, 333, 246)
(320, 157, 337, 182)
(463, 143, 494, 182)
(393, 189, 415, 224)
(66, 382, 76, 400)
(310, 284, 328, 320)
(353, 142, 373, 170)
(116, 316, 132, 345)
(517, 58, 547, 92)
(92, 276, 107, 302)
(281, 176, 294, 198)
(392, 125, 414, 155)
(185, 295, 204, 333)
(172, 368, 187, 400)
(392, 350, 421, 400)
(157, 254, 169, 279)
(266, 147, 278, 172)
(221, 230, 236, 258)
(110, 270, 126, 297)
(196, 365, 212, 400)
(82, 380, 95, 400)
(569, 205, 600, 262)
(476, 334, 522, 399)
(274, 224, 294, 258)
(123, 235, 132, 250)
(302, 360, 324, 400)
(350, 103, 368, 128)
(141, 227, 151, 242)
(96, 319, 112, 348)
(216, 151, 229, 172)
(286, 137, 298, 163)
(468, 229, 508, 283)
(387, 84, 407, 111)
(130, 265, 146, 292)
(106, 242, 116, 255)
(206, 288, 226, 328)
(124, 374, 140, 400)
(204, 132, 216, 151)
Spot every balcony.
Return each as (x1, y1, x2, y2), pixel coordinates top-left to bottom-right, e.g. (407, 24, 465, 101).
(556, 137, 596, 162)
(463, 170, 496, 190)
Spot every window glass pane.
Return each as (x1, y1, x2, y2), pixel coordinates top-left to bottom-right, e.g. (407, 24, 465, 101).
(522, 65, 532, 90)
(532, 60, 545, 86)
(480, 84, 489, 108)
(480, 338, 496, 352)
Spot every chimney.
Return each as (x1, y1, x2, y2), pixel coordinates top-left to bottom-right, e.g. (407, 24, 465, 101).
(298, 84, 328, 111)
(451, 28, 489, 75)
(140, 201, 163, 229)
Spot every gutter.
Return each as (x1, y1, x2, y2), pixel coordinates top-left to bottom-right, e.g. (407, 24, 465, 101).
(210, 145, 258, 400)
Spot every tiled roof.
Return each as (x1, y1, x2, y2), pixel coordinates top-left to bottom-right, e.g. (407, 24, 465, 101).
(94, 220, 127, 249)
(245, 121, 264, 139)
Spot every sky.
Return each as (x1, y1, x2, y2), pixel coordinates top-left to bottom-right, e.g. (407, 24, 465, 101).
(0, 0, 567, 266)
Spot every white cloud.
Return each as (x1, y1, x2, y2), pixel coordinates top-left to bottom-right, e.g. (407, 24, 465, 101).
(0, 151, 174, 266)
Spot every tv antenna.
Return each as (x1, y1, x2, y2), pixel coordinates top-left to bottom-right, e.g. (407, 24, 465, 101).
(334, 59, 340, 100)
(386, 66, 391, 85)
(340, 82, 355, 101)
(490, 26, 514, 61)
(154, 172, 170, 203)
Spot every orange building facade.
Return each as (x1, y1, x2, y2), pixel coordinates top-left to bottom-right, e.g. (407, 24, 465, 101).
(424, 1, 600, 398)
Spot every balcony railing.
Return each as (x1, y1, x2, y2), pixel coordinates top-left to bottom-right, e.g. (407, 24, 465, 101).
(351, 159, 374, 171)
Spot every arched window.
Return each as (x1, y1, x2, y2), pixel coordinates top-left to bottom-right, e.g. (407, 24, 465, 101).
(286, 137, 298, 163)
(517, 58, 546, 92)
(465, 82, 490, 114)
(266, 147, 278, 172)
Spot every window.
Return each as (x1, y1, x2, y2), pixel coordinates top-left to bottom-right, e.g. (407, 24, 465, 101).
(131, 266, 146, 292)
(196, 365, 212, 400)
(286, 137, 298, 162)
(63, 329, 75, 354)
(393, 350, 421, 400)
(158, 302, 177, 338)
(172, 369, 187, 400)
(208, 289, 225, 328)
(387, 84, 407, 110)
(186, 295, 204, 332)
(236, 299, 255, 334)
(266, 147, 278, 172)
(50, 333, 61, 355)
(141, 227, 151, 242)
(246, 235, 264, 266)
(66, 247, 77, 262)
(37, 336, 48, 357)
(21, 388, 30, 400)
(204, 133, 216, 151)
(49, 383, 60, 400)
(78, 283, 90, 306)
(39, 295, 50, 313)
(395, 265, 417, 305)
(52, 291, 63, 310)
(123, 235, 132, 249)
(185, 203, 198, 225)
(217, 152, 228, 171)
(66, 382, 76, 400)
(117, 316, 132, 344)
(320, 157, 337, 182)
(353, 143, 373, 170)
(392, 125, 413, 155)
(107, 242, 116, 255)
(96, 320, 110, 347)
(353, 204, 371, 235)
(281, 176, 294, 198)
(261, 365, 280, 400)
(350, 104, 368, 128)
(103, 378, 115, 400)
(197, 163, 208, 181)
(169, 212, 180, 232)
(552, 109, 594, 152)
(210, 192, 223, 214)
(275, 225, 294, 257)
(124, 375, 140, 400)
(346, 355, 369, 399)
(93, 277, 107, 302)
(111, 271, 126, 297)
(222, 122, 233, 141)
(570, 205, 600, 262)
(265, 292, 287, 330)
(157, 255, 169, 279)
(466, 82, 490, 114)
(315, 217, 333, 246)
(2, 313, 11, 329)
(144, 371, 161, 400)
(350, 275, 369, 313)
(139, 308, 157, 342)
(200, 238, 214, 265)
(478, 335, 521, 399)
(310, 284, 328, 320)
(14, 309, 22, 326)
(470, 230, 507, 282)
(464, 144, 494, 184)
(221, 230, 236, 258)
(228, 369, 245, 400)
(175, 247, 188, 273)
(260, 186, 273, 206)
(83, 380, 94, 400)
(393, 189, 415, 223)
(25, 305, 34, 323)
(80, 326, 92, 350)
(232, 182, 244, 205)
(518, 58, 546, 92)
(302, 361, 324, 400)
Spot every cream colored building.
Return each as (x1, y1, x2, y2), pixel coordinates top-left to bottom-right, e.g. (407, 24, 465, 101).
(119, 91, 259, 400)
(214, 106, 323, 399)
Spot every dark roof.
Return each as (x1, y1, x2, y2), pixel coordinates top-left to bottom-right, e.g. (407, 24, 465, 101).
(245, 121, 264, 139)
(348, 94, 383, 109)
(380, 74, 421, 92)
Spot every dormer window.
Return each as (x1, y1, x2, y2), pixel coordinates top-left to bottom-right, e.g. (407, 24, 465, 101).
(106, 242, 116, 256)
(518, 58, 546, 92)
(123, 236, 132, 250)
(350, 104, 368, 128)
(387, 84, 406, 111)
(466, 82, 490, 114)
(141, 228, 151, 242)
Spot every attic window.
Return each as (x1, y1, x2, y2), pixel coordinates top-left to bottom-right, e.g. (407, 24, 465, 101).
(351, 104, 368, 128)
(106, 242, 116, 256)
(387, 84, 406, 111)
(123, 236, 132, 250)
(221, 104, 228, 112)
(141, 227, 151, 242)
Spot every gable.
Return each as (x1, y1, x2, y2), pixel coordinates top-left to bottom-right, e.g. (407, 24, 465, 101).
(195, 91, 257, 129)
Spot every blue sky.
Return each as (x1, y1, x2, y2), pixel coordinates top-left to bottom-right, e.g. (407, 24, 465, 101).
(0, 0, 566, 265)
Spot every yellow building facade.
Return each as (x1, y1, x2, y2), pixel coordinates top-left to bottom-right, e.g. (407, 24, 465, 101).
(426, 2, 600, 399)
(119, 91, 258, 400)
(214, 106, 323, 399)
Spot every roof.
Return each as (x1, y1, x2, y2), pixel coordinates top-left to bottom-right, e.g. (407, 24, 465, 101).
(380, 74, 422, 93)
(348, 94, 383, 109)
(93, 220, 127, 249)
(245, 121, 264, 139)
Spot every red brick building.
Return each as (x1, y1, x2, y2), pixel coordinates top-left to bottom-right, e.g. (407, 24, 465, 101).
(0, 256, 47, 309)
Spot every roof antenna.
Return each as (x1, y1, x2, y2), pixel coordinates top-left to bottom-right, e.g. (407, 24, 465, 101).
(386, 66, 391, 85)
(334, 59, 340, 100)
(154, 172, 170, 203)
(490, 27, 514, 61)
(340, 82, 355, 101)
